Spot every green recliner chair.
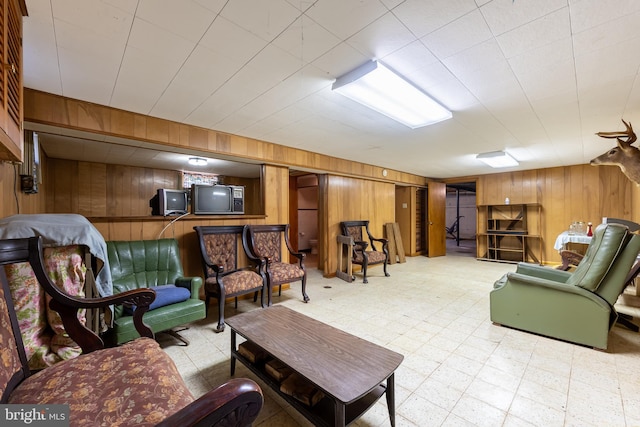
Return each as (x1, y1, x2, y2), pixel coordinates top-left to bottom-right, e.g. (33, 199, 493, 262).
(490, 223, 640, 349)
(107, 238, 205, 345)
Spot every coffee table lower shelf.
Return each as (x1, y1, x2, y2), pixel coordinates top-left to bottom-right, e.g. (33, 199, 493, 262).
(231, 348, 387, 427)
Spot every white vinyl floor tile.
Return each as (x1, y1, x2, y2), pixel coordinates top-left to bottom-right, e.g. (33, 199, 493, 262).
(159, 253, 640, 426)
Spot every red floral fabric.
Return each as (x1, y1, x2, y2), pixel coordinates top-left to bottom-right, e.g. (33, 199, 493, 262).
(267, 262, 304, 284)
(5, 245, 87, 369)
(0, 283, 23, 400)
(354, 250, 386, 264)
(252, 232, 282, 262)
(206, 270, 263, 294)
(8, 338, 195, 426)
(202, 233, 236, 274)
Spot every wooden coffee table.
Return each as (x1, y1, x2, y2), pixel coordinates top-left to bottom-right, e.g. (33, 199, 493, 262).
(226, 305, 404, 427)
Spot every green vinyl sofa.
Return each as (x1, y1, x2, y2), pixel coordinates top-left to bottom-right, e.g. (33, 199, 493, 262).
(106, 238, 205, 345)
(490, 223, 640, 349)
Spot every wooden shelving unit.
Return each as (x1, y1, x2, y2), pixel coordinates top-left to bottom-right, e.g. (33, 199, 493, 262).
(477, 203, 542, 264)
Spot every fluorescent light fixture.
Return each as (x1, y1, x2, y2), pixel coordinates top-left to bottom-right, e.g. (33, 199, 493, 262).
(476, 151, 519, 168)
(188, 157, 207, 166)
(332, 60, 452, 128)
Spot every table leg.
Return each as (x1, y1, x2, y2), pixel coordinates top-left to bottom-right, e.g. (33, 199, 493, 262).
(230, 330, 237, 376)
(386, 373, 396, 427)
(334, 400, 346, 427)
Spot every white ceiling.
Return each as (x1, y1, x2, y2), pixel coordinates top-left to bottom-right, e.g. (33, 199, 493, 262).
(22, 0, 640, 179)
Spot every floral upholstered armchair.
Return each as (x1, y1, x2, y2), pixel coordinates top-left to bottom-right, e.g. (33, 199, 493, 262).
(0, 236, 264, 426)
(194, 225, 266, 332)
(340, 220, 390, 283)
(242, 224, 309, 305)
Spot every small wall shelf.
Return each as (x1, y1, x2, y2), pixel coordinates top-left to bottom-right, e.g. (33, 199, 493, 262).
(477, 203, 542, 264)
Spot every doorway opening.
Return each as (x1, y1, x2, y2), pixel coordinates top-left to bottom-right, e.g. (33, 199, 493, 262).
(446, 182, 476, 257)
(290, 173, 319, 269)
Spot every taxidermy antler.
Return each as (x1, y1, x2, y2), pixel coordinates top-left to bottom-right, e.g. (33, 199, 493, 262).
(590, 119, 640, 185)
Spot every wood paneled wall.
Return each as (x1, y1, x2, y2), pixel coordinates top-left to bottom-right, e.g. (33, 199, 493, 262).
(24, 89, 426, 187)
(44, 158, 262, 217)
(476, 164, 640, 265)
(0, 155, 46, 217)
(321, 175, 395, 277)
(45, 159, 180, 217)
(40, 159, 289, 279)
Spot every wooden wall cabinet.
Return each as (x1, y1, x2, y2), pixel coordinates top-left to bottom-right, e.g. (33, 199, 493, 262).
(0, 0, 25, 162)
(477, 203, 542, 264)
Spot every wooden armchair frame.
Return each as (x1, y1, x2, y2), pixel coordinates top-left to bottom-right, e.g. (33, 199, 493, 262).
(242, 224, 309, 305)
(194, 225, 266, 333)
(341, 220, 390, 283)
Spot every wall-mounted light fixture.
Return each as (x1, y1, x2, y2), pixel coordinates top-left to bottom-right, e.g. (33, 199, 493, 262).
(332, 60, 452, 129)
(476, 151, 519, 168)
(188, 157, 207, 166)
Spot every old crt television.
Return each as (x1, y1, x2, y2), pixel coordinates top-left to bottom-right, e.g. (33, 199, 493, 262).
(150, 189, 189, 216)
(191, 184, 244, 214)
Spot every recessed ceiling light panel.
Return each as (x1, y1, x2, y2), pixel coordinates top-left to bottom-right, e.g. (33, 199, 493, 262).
(332, 60, 452, 128)
(476, 151, 519, 168)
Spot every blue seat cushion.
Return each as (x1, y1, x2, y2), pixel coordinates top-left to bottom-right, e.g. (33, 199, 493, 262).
(124, 285, 191, 315)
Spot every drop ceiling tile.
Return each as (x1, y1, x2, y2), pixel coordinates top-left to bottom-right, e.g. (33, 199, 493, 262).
(241, 65, 331, 118)
(110, 17, 197, 111)
(453, 104, 516, 146)
(21, 0, 640, 179)
(345, 12, 417, 59)
(23, 14, 62, 94)
(126, 17, 195, 64)
(136, 0, 218, 42)
(380, 40, 439, 76)
(58, 49, 119, 105)
(484, 96, 550, 143)
(421, 9, 492, 60)
(404, 61, 456, 92)
(380, 0, 404, 8)
(575, 37, 640, 89)
(578, 77, 637, 120)
(149, 45, 246, 120)
(51, 0, 133, 46)
(271, 15, 341, 64)
(246, 44, 305, 84)
(198, 16, 267, 65)
(305, 0, 388, 40)
(193, 0, 228, 15)
(111, 45, 186, 113)
(220, 0, 300, 42)
(426, 79, 480, 111)
(443, 39, 506, 76)
(480, 0, 566, 36)
(187, 64, 283, 128)
(572, 11, 640, 55)
(102, 0, 139, 14)
(393, 0, 477, 39)
(508, 38, 576, 101)
(569, 0, 640, 34)
(311, 41, 369, 77)
(53, 22, 126, 102)
(496, 7, 570, 58)
(456, 61, 524, 103)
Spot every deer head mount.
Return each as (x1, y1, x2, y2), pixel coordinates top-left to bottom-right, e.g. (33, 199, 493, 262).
(590, 119, 640, 185)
